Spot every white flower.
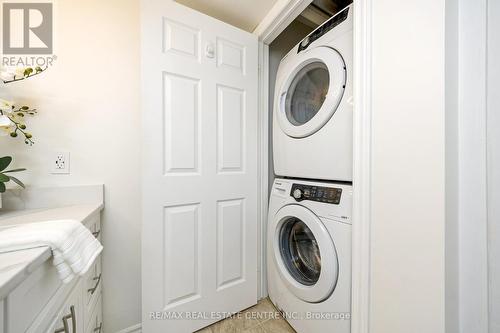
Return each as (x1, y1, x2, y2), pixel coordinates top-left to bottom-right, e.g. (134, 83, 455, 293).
(15, 67, 25, 78)
(0, 114, 13, 127)
(0, 99, 14, 113)
(0, 65, 17, 82)
(0, 124, 13, 136)
(0, 70, 15, 82)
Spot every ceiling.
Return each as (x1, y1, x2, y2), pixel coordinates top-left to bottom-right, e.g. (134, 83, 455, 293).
(175, 0, 279, 32)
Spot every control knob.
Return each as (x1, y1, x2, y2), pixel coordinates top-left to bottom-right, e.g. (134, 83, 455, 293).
(293, 188, 303, 200)
(300, 36, 310, 48)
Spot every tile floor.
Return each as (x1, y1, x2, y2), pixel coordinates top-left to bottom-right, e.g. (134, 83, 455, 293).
(196, 298, 296, 333)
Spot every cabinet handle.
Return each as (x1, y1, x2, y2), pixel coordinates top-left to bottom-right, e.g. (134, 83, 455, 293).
(54, 324, 67, 333)
(93, 322, 103, 333)
(88, 273, 102, 295)
(64, 306, 76, 332)
(54, 305, 76, 333)
(92, 230, 100, 238)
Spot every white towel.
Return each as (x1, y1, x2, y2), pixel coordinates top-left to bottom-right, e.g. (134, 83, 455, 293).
(0, 219, 103, 283)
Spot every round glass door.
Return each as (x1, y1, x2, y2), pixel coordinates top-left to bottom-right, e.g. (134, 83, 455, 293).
(272, 204, 339, 303)
(279, 217, 321, 286)
(276, 47, 346, 138)
(285, 62, 330, 126)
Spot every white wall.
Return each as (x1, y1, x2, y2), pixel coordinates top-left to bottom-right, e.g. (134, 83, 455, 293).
(0, 0, 141, 331)
(487, 1, 500, 331)
(369, 1, 446, 332)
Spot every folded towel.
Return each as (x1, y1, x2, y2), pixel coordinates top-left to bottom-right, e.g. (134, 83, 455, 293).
(0, 219, 103, 283)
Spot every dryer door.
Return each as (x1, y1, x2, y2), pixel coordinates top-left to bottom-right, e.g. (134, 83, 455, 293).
(272, 204, 339, 303)
(276, 46, 346, 138)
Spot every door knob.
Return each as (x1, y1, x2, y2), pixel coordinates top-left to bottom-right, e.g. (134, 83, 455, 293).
(205, 43, 215, 58)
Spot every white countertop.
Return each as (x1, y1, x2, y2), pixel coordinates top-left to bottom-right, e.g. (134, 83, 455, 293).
(0, 203, 103, 299)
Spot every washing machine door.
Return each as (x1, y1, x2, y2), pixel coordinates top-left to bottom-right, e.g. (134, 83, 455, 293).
(272, 204, 339, 303)
(276, 46, 346, 138)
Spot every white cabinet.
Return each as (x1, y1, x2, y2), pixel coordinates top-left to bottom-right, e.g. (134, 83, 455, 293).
(2, 213, 103, 333)
(1, 300, 4, 333)
(83, 255, 102, 326)
(84, 296, 102, 333)
(7, 259, 63, 333)
(44, 280, 83, 333)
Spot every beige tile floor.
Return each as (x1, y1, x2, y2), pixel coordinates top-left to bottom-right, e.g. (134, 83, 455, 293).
(196, 298, 296, 333)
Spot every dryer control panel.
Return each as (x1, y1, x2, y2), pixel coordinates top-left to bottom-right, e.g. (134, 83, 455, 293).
(297, 6, 349, 53)
(290, 183, 342, 204)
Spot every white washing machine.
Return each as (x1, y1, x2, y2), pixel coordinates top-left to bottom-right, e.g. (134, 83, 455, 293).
(273, 5, 353, 181)
(267, 178, 352, 333)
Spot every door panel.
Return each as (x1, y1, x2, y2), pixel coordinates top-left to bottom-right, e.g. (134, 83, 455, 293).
(163, 18, 201, 60)
(216, 38, 246, 73)
(163, 73, 200, 175)
(142, 1, 258, 332)
(163, 204, 201, 308)
(217, 85, 245, 173)
(216, 198, 245, 290)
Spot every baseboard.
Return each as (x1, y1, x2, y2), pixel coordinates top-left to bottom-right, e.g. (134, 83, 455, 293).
(116, 323, 141, 333)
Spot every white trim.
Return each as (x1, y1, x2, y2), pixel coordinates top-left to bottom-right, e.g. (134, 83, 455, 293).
(458, 0, 489, 332)
(254, 0, 313, 302)
(253, 0, 313, 43)
(116, 323, 142, 333)
(350, 1, 373, 332)
(257, 40, 270, 299)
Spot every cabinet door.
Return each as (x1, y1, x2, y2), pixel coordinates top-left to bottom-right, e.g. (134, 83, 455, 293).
(83, 255, 102, 325)
(0, 301, 4, 333)
(49, 281, 84, 333)
(85, 296, 103, 333)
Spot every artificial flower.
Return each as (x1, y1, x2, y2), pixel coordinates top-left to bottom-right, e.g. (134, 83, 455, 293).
(0, 98, 14, 112)
(15, 67, 25, 78)
(0, 114, 12, 127)
(0, 70, 15, 82)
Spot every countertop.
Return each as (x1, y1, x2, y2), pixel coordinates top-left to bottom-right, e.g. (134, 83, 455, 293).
(0, 203, 103, 299)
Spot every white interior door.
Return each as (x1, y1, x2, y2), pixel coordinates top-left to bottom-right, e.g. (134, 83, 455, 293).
(141, 1, 259, 332)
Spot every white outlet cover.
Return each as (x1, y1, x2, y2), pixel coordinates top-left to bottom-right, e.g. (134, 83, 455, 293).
(51, 152, 70, 174)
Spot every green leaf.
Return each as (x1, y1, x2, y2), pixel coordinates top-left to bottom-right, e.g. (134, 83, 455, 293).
(0, 156, 12, 172)
(0, 174, 9, 182)
(8, 175, 25, 189)
(0, 182, 5, 193)
(2, 168, 26, 173)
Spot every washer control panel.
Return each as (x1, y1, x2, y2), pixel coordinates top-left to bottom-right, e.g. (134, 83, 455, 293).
(290, 183, 342, 204)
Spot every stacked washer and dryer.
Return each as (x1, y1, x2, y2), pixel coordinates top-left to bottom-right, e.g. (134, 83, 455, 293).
(267, 4, 353, 333)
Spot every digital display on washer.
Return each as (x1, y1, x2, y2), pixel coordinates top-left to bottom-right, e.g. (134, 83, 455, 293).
(297, 7, 349, 53)
(290, 183, 342, 204)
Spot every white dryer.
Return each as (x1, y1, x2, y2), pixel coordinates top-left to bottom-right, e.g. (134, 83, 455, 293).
(273, 5, 353, 181)
(267, 178, 352, 333)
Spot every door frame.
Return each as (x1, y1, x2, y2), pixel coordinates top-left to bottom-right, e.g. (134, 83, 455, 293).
(253, 1, 373, 333)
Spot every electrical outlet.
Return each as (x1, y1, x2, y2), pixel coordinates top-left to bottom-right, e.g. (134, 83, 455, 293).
(51, 152, 70, 174)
